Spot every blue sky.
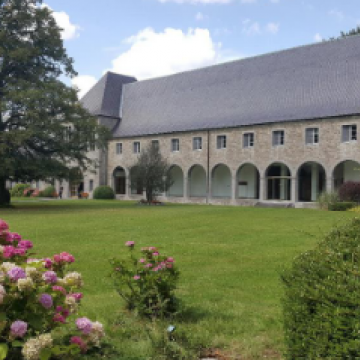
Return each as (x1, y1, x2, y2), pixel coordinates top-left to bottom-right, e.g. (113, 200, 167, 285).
(45, 0, 360, 97)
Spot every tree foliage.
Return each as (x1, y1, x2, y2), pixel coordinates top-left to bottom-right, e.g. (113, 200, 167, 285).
(130, 144, 173, 203)
(0, 0, 110, 205)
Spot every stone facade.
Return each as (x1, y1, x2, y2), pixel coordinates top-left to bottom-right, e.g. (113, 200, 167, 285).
(94, 116, 360, 206)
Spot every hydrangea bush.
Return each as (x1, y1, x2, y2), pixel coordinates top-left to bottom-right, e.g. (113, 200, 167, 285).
(0, 219, 105, 360)
(110, 241, 180, 318)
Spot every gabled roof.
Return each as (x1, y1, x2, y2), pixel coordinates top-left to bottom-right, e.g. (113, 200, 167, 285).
(80, 72, 136, 119)
(115, 36, 360, 138)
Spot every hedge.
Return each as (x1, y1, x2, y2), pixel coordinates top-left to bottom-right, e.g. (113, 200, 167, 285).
(282, 218, 360, 359)
(93, 186, 115, 200)
(10, 184, 31, 197)
(328, 202, 356, 211)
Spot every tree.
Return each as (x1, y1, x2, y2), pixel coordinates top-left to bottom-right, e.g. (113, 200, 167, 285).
(339, 26, 360, 38)
(0, 0, 110, 205)
(130, 144, 173, 203)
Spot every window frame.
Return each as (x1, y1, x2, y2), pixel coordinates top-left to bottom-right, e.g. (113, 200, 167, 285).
(342, 124, 357, 143)
(133, 141, 141, 154)
(243, 132, 255, 148)
(272, 130, 285, 147)
(116, 142, 123, 155)
(193, 137, 202, 151)
(305, 127, 319, 145)
(217, 135, 227, 149)
(171, 138, 180, 152)
(151, 139, 159, 149)
(89, 180, 94, 192)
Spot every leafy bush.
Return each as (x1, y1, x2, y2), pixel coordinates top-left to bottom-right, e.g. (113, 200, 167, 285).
(338, 181, 360, 203)
(10, 184, 31, 198)
(0, 219, 105, 359)
(317, 191, 339, 210)
(40, 185, 57, 198)
(282, 218, 360, 359)
(328, 201, 355, 211)
(110, 242, 180, 317)
(93, 186, 115, 200)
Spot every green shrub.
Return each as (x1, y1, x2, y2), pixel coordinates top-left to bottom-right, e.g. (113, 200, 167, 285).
(93, 186, 115, 200)
(328, 201, 356, 211)
(282, 218, 360, 359)
(10, 183, 31, 197)
(110, 242, 180, 317)
(40, 185, 57, 198)
(317, 191, 339, 210)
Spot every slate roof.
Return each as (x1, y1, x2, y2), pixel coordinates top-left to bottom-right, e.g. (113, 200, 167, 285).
(81, 72, 136, 119)
(82, 36, 360, 138)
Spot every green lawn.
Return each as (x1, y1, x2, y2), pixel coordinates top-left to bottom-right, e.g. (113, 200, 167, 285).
(0, 200, 356, 359)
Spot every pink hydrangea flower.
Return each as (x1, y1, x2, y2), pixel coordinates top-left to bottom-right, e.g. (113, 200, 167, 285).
(0, 220, 9, 235)
(139, 258, 146, 263)
(166, 257, 175, 263)
(39, 294, 53, 309)
(53, 252, 75, 264)
(70, 293, 83, 302)
(53, 313, 66, 324)
(44, 258, 53, 269)
(52, 286, 66, 295)
(133, 275, 140, 280)
(10, 321, 27, 338)
(3, 246, 16, 259)
(5, 232, 21, 243)
(43, 271, 58, 284)
(18, 240, 33, 250)
(125, 241, 135, 247)
(7, 267, 26, 281)
(76, 317, 93, 334)
(13, 248, 26, 256)
(145, 263, 153, 268)
(71, 336, 87, 353)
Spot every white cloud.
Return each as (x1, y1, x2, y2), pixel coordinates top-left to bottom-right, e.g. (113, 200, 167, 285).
(72, 75, 97, 98)
(109, 27, 228, 80)
(328, 9, 345, 22)
(158, 0, 231, 3)
(266, 22, 280, 34)
(243, 20, 280, 35)
(42, 4, 80, 40)
(242, 19, 261, 35)
(158, 0, 256, 3)
(196, 12, 206, 20)
(314, 33, 323, 42)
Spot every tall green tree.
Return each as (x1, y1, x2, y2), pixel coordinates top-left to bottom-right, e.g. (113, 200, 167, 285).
(0, 0, 109, 205)
(130, 143, 173, 203)
(339, 26, 360, 38)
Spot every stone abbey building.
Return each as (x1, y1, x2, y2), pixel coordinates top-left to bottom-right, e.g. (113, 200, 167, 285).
(61, 36, 360, 206)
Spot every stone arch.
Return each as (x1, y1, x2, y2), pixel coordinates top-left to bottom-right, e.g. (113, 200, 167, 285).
(188, 164, 207, 198)
(168, 165, 184, 197)
(236, 163, 260, 199)
(265, 162, 292, 201)
(113, 166, 127, 195)
(297, 162, 326, 202)
(129, 166, 143, 195)
(332, 160, 360, 190)
(211, 164, 232, 198)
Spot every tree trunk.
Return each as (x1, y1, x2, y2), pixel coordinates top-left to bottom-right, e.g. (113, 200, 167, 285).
(0, 177, 10, 206)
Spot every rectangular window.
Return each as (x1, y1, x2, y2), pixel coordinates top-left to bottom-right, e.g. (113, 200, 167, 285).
(116, 143, 122, 154)
(272, 130, 285, 146)
(89, 180, 94, 192)
(152, 140, 159, 149)
(305, 128, 319, 145)
(171, 138, 180, 152)
(217, 135, 227, 149)
(133, 142, 141, 154)
(243, 133, 254, 148)
(342, 125, 357, 142)
(193, 137, 202, 150)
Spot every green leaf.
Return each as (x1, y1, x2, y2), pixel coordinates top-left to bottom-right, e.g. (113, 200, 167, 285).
(39, 348, 52, 360)
(12, 340, 23, 348)
(0, 343, 8, 360)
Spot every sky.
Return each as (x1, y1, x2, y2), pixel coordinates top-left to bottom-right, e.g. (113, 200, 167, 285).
(44, 0, 360, 98)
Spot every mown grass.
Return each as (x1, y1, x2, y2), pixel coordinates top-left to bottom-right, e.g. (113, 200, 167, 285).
(0, 200, 356, 359)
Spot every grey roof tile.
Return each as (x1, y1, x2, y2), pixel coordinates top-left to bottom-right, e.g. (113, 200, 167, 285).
(83, 36, 360, 138)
